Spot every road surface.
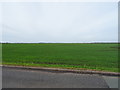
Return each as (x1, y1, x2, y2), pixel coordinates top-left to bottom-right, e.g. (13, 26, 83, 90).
(2, 67, 113, 88)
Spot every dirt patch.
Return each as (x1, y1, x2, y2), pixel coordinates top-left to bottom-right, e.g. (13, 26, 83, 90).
(110, 46, 120, 50)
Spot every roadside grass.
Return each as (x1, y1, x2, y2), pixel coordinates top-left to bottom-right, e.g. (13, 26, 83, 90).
(0, 43, 2, 64)
(2, 43, 119, 72)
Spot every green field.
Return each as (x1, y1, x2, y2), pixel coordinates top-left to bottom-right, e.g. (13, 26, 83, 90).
(2, 43, 119, 72)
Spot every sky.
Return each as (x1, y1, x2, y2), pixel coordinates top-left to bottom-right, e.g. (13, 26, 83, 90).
(1, 2, 118, 43)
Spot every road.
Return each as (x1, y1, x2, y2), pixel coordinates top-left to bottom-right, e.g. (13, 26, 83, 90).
(2, 67, 114, 88)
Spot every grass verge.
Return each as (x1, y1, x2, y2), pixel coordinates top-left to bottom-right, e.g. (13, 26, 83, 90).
(2, 43, 119, 72)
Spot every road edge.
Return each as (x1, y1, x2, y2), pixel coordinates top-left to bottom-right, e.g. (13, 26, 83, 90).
(2, 65, 120, 76)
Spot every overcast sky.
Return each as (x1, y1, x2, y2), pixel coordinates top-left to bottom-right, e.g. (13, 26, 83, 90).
(1, 2, 118, 43)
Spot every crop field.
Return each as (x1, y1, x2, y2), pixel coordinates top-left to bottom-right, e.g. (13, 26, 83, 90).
(2, 43, 119, 72)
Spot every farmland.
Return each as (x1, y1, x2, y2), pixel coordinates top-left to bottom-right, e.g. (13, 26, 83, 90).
(2, 43, 118, 72)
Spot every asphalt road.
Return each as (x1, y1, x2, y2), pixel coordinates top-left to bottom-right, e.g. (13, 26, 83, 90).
(2, 67, 110, 88)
